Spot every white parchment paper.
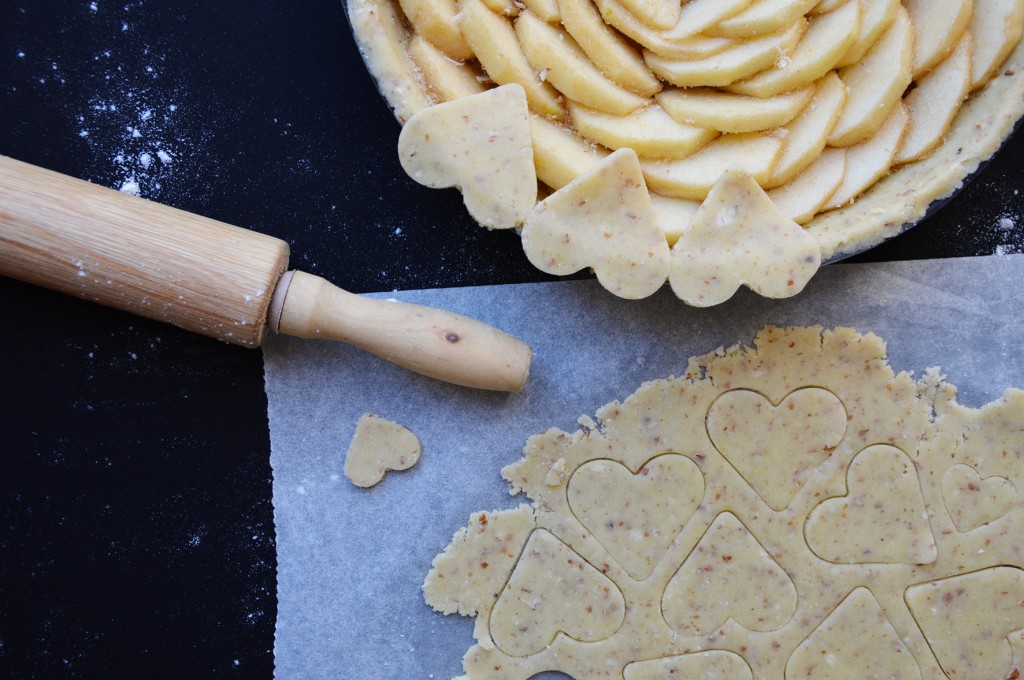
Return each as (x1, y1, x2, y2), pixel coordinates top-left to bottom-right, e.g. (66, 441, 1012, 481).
(264, 254, 1024, 679)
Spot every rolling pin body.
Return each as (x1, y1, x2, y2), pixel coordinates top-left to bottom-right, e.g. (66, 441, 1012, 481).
(0, 155, 287, 347)
(0, 156, 531, 391)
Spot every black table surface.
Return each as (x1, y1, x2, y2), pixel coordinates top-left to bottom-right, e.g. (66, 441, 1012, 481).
(1, 2, 1022, 678)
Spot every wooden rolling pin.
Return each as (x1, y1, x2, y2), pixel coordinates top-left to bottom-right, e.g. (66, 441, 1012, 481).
(0, 155, 531, 392)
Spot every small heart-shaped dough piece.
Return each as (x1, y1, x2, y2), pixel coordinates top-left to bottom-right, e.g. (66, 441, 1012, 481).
(490, 529, 625, 656)
(343, 413, 421, 488)
(707, 387, 847, 511)
(786, 588, 921, 680)
(941, 464, 1018, 533)
(907, 567, 1024, 680)
(398, 84, 536, 229)
(668, 166, 821, 306)
(521, 147, 671, 299)
(806, 444, 937, 564)
(568, 454, 704, 580)
(663, 512, 797, 635)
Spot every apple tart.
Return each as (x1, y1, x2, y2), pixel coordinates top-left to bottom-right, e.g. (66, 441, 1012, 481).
(348, 0, 1024, 302)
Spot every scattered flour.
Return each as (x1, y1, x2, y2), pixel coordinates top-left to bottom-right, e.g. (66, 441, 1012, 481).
(71, 2, 207, 201)
(994, 214, 1022, 255)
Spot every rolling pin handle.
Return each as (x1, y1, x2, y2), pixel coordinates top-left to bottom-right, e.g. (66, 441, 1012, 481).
(274, 271, 532, 392)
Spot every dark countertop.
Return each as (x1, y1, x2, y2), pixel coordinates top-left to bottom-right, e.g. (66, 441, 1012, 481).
(1, 2, 1021, 678)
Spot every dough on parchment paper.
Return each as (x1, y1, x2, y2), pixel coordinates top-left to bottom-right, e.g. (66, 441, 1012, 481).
(424, 326, 1024, 679)
(343, 413, 421, 488)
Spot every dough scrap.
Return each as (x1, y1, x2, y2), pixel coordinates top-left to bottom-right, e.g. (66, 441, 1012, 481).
(567, 454, 704, 581)
(343, 413, 422, 488)
(425, 326, 1024, 679)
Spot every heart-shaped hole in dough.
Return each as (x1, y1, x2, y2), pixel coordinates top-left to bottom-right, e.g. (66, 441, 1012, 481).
(941, 463, 1017, 532)
(805, 444, 936, 564)
(662, 511, 797, 635)
(706, 387, 847, 511)
(489, 529, 626, 656)
(567, 454, 704, 580)
(907, 567, 1024, 680)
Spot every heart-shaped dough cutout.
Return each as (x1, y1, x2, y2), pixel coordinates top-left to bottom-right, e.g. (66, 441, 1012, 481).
(941, 463, 1018, 532)
(521, 147, 671, 299)
(397, 83, 536, 229)
(489, 529, 626, 657)
(787, 588, 921, 680)
(907, 567, 1024, 680)
(668, 166, 821, 306)
(343, 413, 421, 488)
(567, 454, 704, 580)
(806, 444, 937, 564)
(706, 387, 847, 510)
(662, 512, 797, 635)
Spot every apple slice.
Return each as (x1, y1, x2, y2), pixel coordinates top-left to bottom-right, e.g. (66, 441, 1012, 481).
(456, 0, 565, 118)
(766, 71, 846, 187)
(768, 147, 846, 223)
(594, 0, 749, 55)
(663, 0, 757, 39)
(481, 0, 519, 16)
(642, 132, 783, 199)
(644, 33, 736, 61)
(837, 0, 900, 67)
(516, 10, 649, 115)
(905, 0, 973, 79)
(897, 33, 973, 164)
(557, 0, 662, 97)
(829, 5, 912, 147)
(645, 20, 806, 88)
(810, 0, 845, 13)
(707, 0, 821, 38)
(616, 0, 681, 31)
(520, 0, 560, 21)
(650, 194, 701, 245)
(968, 0, 1024, 90)
(397, 0, 473, 60)
(823, 102, 908, 209)
(570, 104, 719, 159)
(727, 0, 860, 98)
(407, 35, 487, 102)
(530, 116, 608, 190)
(657, 85, 815, 133)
